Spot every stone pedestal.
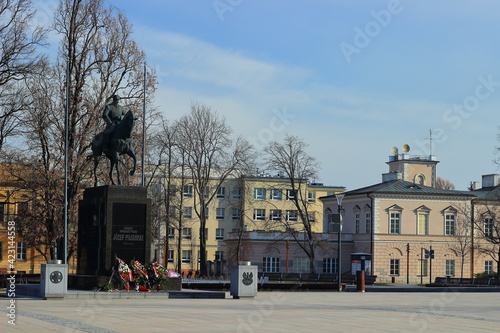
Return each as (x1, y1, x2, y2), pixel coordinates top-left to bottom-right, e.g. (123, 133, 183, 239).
(77, 186, 151, 276)
(230, 261, 258, 299)
(40, 261, 68, 299)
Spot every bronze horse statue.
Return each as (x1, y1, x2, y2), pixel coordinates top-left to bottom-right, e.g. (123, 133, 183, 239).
(91, 110, 137, 186)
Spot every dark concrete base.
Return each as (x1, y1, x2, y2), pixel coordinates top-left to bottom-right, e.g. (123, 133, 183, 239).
(69, 274, 182, 291)
(69, 274, 111, 290)
(78, 185, 151, 275)
(9, 286, 222, 299)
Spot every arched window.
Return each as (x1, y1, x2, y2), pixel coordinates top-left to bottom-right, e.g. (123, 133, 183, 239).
(414, 174, 426, 185)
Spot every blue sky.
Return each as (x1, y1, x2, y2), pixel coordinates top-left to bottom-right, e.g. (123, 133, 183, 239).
(36, 0, 500, 190)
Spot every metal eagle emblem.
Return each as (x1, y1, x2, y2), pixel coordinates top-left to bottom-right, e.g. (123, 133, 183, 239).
(242, 272, 253, 286)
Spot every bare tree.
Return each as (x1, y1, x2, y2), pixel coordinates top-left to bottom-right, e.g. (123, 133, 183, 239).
(175, 102, 255, 275)
(17, 0, 155, 262)
(226, 177, 259, 266)
(10, 160, 64, 261)
(436, 177, 455, 190)
(263, 134, 321, 273)
(148, 118, 188, 272)
(474, 204, 500, 278)
(0, 0, 47, 150)
(448, 204, 472, 278)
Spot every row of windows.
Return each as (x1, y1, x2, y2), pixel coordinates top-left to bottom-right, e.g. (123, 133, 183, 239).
(388, 212, 457, 236)
(0, 241, 27, 261)
(167, 227, 225, 241)
(166, 250, 224, 263)
(181, 185, 242, 199)
(169, 206, 242, 220)
(180, 185, 317, 203)
(262, 257, 338, 273)
(389, 259, 494, 276)
(168, 207, 316, 223)
(262, 257, 495, 276)
(0, 202, 29, 223)
(253, 209, 314, 222)
(354, 212, 372, 234)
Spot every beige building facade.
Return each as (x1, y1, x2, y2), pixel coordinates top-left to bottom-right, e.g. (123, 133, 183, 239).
(321, 151, 498, 283)
(153, 172, 344, 276)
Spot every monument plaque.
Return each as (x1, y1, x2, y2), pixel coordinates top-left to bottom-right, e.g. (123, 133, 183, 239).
(77, 185, 151, 276)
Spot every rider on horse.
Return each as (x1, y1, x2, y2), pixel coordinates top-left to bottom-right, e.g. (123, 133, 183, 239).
(92, 94, 136, 186)
(102, 95, 126, 152)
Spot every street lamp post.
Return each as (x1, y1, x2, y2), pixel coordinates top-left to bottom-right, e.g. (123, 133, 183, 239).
(336, 194, 344, 292)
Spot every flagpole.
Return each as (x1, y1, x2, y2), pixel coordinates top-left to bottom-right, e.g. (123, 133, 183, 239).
(142, 61, 146, 187)
(63, 54, 69, 264)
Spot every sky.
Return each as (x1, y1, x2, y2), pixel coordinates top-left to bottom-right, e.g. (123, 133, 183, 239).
(33, 0, 500, 191)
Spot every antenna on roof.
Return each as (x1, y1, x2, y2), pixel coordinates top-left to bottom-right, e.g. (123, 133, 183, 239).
(429, 129, 433, 157)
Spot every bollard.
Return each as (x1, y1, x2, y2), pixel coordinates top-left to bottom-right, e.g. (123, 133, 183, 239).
(40, 260, 68, 299)
(230, 261, 258, 299)
(356, 270, 365, 292)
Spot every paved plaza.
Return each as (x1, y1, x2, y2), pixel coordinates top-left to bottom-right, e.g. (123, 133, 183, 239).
(1, 289, 499, 332)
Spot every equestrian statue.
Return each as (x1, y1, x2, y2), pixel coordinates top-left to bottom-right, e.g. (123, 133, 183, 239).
(91, 95, 137, 186)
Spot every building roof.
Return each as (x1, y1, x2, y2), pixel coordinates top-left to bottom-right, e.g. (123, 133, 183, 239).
(321, 179, 475, 199)
(471, 186, 500, 201)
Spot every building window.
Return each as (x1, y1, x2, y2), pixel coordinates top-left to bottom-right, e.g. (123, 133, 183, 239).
(485, 260, 493, 274)
(445, 214, 455, 236)
(168, 206, 176, 217)
(0, 241, 3, 260)
(307, 212, 315, 222)
(17, 202, 28, 215)
(0, 202, 5, 223)
(286, 210, 298, 222)
(168, 184, 177, 195)
(182, 228, 192, 240)
(167, 249, 174, 263)
(270, 209, 282, 221)
(254, 209, 266, 221)
(16, 241, 27, 261)
(416, 174, 425, 185)
(323, 258, 338, 274)
(183, 207, 192, 218)
(485, 218, 494, 238)
(182, 250, 191, 263)
(417, 213, 428, 235)
(390, 259, 400, 276)
(270, 189, 282, 201)
(183, 185, 193, 198)
(308, 191, 315, 203)
(390, 212, 401, 234)
(254, 188, 266, 200)
(445, 259, 455, 276)
(293, 257, 310, 273)
(196, 228, 209, 241)
(232, 208, 241, 220)
(286, 189, 296, 201)
(232, 187, 241, 199)
(216, 187, 225, 199)
(418, 259, 428, 276)
(216, 228, 224, 240)
(355, 213, 360, 234)
(215, 251, 224, 261)
(365, 212, 371, 234)
(168, 227, 175, 239)
(263, 257, 280, 273)
(216, 208, 225, 220)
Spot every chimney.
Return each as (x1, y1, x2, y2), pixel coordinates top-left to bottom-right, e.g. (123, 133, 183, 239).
(482, 174, 499, 188)
(382, 172, 402, 182)
(470, 181, 480, 190)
